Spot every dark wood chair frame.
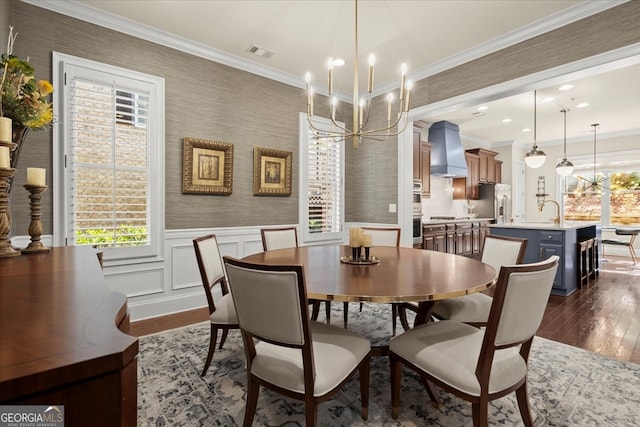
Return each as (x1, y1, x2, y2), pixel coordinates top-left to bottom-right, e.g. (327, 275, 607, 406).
(193, 234, 239, 377)
(223, 257, 371, 427)
(390, 256, 559, 426)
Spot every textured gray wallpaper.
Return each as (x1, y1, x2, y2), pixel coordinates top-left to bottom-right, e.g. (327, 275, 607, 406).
(6, 1, 640, 234)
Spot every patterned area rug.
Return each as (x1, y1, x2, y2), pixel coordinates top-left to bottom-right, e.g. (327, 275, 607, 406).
(137, 303, 640, 426)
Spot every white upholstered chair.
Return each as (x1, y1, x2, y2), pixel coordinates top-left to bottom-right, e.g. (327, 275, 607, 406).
(390, 255, 559, 426)
(193, 234, 239, 377)
(223, 256, 371, 427)
(260, 227, 331, 323)
(399, 234, 528, 329)
(353, 227, 402, 333)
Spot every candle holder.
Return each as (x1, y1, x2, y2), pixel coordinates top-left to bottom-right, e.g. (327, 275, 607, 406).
(0, 167, 20, 257)
(22, 184, 50, 254)
(364, 246, 371, 261)
(351, 246, 362, 261)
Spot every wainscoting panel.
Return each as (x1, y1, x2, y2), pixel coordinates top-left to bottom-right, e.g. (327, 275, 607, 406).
(105, 265, 165, 298)
(171, 243, 201, 291)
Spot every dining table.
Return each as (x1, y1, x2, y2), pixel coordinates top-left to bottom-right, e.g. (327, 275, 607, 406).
(241, 245, 496, 331)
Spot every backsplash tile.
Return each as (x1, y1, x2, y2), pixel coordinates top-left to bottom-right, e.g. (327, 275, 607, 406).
(422, 177, 470, 219)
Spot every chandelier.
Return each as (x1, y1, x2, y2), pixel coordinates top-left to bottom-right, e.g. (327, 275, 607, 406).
(304, 0, 412, 148)
(576, 123, 608, 193)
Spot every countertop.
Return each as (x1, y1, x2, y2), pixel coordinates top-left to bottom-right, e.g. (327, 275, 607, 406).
(489, 221, 600, 230)
(424, 217, 494, 225)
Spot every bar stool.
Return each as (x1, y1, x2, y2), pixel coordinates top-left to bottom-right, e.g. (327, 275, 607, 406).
(588, 238, 599, 278)
(577, 239, 590, 288)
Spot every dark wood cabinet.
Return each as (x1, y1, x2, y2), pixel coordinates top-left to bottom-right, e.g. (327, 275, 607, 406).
(466, 148, 499, 184)
(424, 220, 491, 259)
(413, 124, 432, 198)
(0, 247, 138, 426)
(494, 160, 503, 184)
(423, 224, 446, 252)
(453, 152, 480, 200)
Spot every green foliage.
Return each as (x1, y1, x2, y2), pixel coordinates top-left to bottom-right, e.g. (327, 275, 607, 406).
(75, 225, 148, 247)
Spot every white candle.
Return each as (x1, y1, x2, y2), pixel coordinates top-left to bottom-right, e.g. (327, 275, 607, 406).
(0, 146, 10, 168)
(26, 167, 46, 186)
(0, 117, 11, 143)
(361, 234, 372, 248)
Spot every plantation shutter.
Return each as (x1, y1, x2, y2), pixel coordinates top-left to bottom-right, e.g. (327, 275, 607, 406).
(307, 133, 342, 234)
(68, 79, 150, 248)
(299, 113, 344, 243)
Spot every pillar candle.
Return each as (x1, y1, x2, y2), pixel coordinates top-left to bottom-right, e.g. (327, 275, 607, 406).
(0, 117, 11, 144)
(361, 234, 372, 248)
(26, 167, 46, 186)
(0, 146, 9, 168)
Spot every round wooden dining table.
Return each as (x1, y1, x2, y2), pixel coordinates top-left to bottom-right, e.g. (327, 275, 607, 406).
(242, 245, 496, 326)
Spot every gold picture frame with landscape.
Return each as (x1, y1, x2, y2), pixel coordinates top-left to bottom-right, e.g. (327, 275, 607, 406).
(253, 147, 292, 196)
(182, 137, 233, 195)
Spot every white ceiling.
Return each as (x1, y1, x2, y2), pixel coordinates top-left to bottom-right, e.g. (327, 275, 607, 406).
(49, 0, 638, 147)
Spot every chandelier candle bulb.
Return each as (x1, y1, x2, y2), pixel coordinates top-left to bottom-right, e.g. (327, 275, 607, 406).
(26, 167, 46, 186)
(0, 146, 9, 168)
(367, 54, 375, 93)
(0, 117, 12, 143)
(328, 58, 334, 96)
(400, 63, 407, 101)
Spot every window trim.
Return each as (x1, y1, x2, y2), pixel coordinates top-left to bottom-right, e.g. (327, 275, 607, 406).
(52, 52, 165, 265)
(298, 113, 345, 245)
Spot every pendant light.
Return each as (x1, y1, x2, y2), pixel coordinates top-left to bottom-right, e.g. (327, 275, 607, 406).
(555, 109, 574, 176)
(524, 90, 546, 168)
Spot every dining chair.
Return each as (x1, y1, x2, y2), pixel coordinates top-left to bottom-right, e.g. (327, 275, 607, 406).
(401, 234, 527, 328)
(260, 227, 331, 324)
(193, 234, 239, 377)
(355, 227, 402, 334)
(223, 256, 371, 427)
(389, 255, 559, 426)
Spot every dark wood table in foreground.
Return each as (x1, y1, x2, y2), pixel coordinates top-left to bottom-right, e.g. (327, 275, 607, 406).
(243, 245, 496, 326)
(0, 246, 138, 426)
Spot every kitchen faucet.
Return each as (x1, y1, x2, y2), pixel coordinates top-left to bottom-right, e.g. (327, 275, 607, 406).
(539, 200, 561, 224)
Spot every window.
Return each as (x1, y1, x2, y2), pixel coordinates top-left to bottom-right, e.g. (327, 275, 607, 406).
(562, 150, 640, 226)
(298, 113, 344, 244)
(53, 53, 165, 262)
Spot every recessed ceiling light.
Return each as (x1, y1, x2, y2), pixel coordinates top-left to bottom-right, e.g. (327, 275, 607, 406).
(541, 96, 555, 103)
(502, 118, 512, 123)
(332, 58, 345, 67)
(577, 102, 590, 108)
(472, 111, 485, 117)
(559, 84, 573, 91)
(522, 128, 531, 133)
(478, 105, 488, 111)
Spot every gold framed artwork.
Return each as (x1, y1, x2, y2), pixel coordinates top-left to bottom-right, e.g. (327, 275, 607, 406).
(253, 147, 292, 196)
(182, 137, 233, 195)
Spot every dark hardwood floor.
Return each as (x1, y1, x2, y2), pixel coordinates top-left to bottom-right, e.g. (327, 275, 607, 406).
(129, 255, 640, 364)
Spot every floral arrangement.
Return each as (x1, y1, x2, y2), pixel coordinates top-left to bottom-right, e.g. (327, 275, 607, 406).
(1, 26, 53, 131)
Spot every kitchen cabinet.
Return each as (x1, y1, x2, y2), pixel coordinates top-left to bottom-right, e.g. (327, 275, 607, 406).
(424, 220, 489, 258)
(494, 160, 503, 184)
(466, 148, 499, 184)
(423, 224, 446, 252)
(489, 223, 600, 296)
(452, 152, 480, 200)
(412, 128, 432, 198)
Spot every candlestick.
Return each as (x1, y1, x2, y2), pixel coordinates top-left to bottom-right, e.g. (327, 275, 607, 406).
(26, 167, 46, 186)
(0, 167, 21, 257)
(0, 146, 9, 168)
(0, 117, 11, 144)
(22, 184, 50, 254)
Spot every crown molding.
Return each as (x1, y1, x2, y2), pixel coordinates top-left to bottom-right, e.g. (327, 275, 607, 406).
(22, 0, 625, 101)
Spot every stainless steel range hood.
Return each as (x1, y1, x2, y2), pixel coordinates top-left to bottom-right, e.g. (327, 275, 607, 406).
(428, 120, 468, 178)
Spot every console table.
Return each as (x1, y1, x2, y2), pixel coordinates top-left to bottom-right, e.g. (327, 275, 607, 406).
(0, 247, 138, 426)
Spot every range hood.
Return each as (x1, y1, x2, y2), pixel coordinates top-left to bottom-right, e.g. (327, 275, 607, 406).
(428, 120, 468, 178)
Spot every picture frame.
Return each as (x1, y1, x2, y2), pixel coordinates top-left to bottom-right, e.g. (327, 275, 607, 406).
(253, 147, 292, 196)
(182, 137, 233, 195)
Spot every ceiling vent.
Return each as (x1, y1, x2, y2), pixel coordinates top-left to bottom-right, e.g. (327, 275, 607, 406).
(246, 44, 274, 59)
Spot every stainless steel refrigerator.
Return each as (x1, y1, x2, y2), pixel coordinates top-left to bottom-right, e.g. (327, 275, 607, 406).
(474, 183, 512, 223)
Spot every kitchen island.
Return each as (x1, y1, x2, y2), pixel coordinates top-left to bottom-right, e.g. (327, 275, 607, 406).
(490, 222, 600, 296)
